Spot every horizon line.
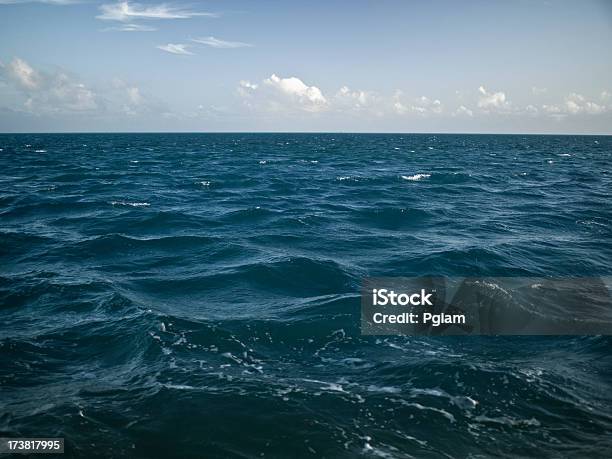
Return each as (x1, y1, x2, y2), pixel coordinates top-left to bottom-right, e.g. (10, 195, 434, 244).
(1, 131, 612, 136)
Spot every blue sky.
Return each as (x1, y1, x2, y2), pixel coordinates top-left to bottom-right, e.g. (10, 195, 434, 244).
(1, 0, 611, 133)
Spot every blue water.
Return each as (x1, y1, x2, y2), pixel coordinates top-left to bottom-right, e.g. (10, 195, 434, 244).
(1, 133, 611, 458)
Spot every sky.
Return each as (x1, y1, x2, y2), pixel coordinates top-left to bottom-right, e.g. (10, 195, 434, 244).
(0, 0, 611, 133)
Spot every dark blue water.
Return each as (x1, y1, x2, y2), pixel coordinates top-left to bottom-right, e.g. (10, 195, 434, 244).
(1, 133, 611, 458)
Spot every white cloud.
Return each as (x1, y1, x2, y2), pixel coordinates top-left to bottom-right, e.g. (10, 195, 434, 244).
(531, 86, 547, 95)
(540, 93, 608, 117)
(416, 96, 442, 114)
(239, 80, 258, 90)
(393, 92, 443, 116)
(393, 101, 408, 115)
(103, 23, 157, 32)
(335, 86, 377, 110)
(97, 1, 216, 22)
(542, 104, 563, 114)
(0, 58, 174, 118)
(7, 58, 39, 90)
(112, 80, 145, 115)
(237, 80, 258, 98)
(454, 105, 473, 117)
(564, 93, 605, 114)
(109, 78, 167, 116)
(192, 36, 252, 49)
(477, 85, 509, 110)
(0, 0, 77, 4)
(263, 74, 327, 111)
(126, 87, 141, 105)
(157, 43, 193, 55)
(2, 58, 97, 113)
(602, 90, 611, 101)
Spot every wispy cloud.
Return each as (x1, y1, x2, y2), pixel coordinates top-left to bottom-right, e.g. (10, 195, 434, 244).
(103, 23, 157, 32)
(97, 1, 217, 22)
(191, 36, 252, 49)
(156, 43, 193, 55)
(0, 0, 78, 4)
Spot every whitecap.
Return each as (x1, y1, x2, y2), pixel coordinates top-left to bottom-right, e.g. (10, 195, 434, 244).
(163, 383, 197, 390)
(402, 173, 431, 181)
(35, 149, 47, 153)
(110, 201, 150, 207)
(366, 385, 401, 394)
(199, 181, 211, 186)
(558, 153, 571, 157)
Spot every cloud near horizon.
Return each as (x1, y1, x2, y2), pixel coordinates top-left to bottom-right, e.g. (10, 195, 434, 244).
(1, 57, 611, 130)
(0, 57, 166, 117)
(235, 74, 612, 122)
(239, 74, 328, 113)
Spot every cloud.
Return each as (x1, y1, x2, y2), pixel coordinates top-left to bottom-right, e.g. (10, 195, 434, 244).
(157, 43, 193, 55)
(103, 23, 157, 32)
(531, 86, 547, 95)
(237, 80, 258, 98)
(7, 58, 39, 90)
(192, 36, 252, 49)
(239, 80, 258, 90)
(540, 93, 609, 118)
(564, 93, 605, 114)
(97, 1, 216, 22)
(542, 104, 563, 115)
(0, 0, 77, 4)
(262, 74, 327, 111)
(454, 105, 473, 117)
(2, 57, 97, 113)
(0, 57, 172, 119)
(333, 86, 383, 117)
(108, 78, 165, 116)
(393, 101, 408, 115)
(393, 92, 443, 116)
(415, 96, 442, 114)
(477, 85, 509, 110)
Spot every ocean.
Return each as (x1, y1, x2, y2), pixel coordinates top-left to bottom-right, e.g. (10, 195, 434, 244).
(1, 133, 611, 457)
